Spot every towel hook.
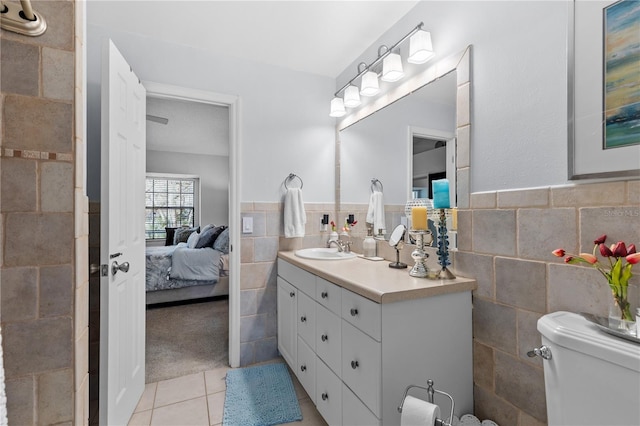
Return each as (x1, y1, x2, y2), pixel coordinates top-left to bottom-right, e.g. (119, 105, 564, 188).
(284, 173, 303, 189)
(371, 178, 383, 193)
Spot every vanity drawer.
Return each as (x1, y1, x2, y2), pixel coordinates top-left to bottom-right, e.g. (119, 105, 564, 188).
(316, 277, 341, 315)
(296, 336, 316, 403)
(277, 259, 315, 297)
(316, 358, 342, 426)
(342, 320, 381, 417)
(297, 290, 316, 350)
(342, 383, 381, 426)
(316, 304, 342, 376)
(341, 288, 381, 341)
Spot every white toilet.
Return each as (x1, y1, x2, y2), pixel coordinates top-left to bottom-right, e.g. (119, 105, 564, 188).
(537, 311, 640, 426)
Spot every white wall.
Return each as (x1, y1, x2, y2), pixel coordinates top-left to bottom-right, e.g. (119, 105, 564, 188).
(86, 24, 336, 203)
(146, 150, 229, 226)
(337, 1, 569, 193)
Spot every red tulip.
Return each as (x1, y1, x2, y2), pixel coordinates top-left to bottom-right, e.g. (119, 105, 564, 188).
(627, 244, 636, 255)
(599, 243, 613, 257)
(626, 253, 640, 264)
(552, 249, 565, 257)
(594, 234, 607, 245)
(612, 241, 627, 257)
(579, 253, 597, 264)
(564, 256, 574, 263)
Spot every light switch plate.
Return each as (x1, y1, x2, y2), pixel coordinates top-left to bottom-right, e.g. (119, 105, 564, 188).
(242, 216, 253, 234)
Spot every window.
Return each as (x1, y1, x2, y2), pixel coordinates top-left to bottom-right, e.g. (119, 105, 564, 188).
(145, 175, 199, 240)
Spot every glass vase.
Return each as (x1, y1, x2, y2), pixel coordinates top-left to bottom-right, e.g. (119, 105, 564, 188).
(608, 295, 636, 335)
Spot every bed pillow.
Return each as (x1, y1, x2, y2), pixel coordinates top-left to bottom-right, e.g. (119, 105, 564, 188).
(165, 227, 177, 246)
(213, 228, 230, 254)
(186, 230, 200, 248)
(200, 223, 215, 234)
(195, 225, 227, 249)
(173, 226, 200, 245)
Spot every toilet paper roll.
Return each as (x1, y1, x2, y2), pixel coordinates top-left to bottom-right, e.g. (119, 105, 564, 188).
(400, 395, 441, 426)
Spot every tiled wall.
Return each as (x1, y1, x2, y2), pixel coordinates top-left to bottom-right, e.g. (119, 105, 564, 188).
(0, 1, 87, 424)
(452, 181, 640, 426)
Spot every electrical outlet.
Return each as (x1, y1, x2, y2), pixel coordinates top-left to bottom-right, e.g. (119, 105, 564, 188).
(242, 217, 253, 234)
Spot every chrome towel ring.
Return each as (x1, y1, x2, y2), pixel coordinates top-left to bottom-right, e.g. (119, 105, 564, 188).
(284, 173, 303, 189)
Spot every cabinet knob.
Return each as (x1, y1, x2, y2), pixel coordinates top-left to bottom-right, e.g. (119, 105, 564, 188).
(300, 365, 306, 372)
(321, 334, 328, 342)
(350, 308, 358, 316)
(321, 392, 328, 401)
(300, 315, 306, 323)
(321, 291, 328, 299)
(289, 292, 295, 298)
(351, 360, 359, 369)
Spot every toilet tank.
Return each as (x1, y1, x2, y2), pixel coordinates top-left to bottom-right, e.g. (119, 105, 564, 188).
(537, 311, 640, 426)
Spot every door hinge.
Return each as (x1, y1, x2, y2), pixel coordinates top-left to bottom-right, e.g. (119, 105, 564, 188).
(101, 264, 108, 277)
(230, 244, 233, 252)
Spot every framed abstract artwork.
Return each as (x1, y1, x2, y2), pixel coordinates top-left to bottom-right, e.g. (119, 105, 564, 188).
(569, 0, 640, 179)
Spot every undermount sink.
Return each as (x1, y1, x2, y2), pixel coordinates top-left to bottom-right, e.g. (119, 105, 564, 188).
(294, 247, 357, 260)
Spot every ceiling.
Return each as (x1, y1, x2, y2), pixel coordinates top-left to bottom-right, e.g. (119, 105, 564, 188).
(86, 0, 420, 78)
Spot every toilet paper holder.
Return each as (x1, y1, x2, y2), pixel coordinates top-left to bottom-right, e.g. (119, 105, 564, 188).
(398, 379, 455, 426)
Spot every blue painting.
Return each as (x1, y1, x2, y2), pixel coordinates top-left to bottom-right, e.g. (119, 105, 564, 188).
(603, 0, 640, 149)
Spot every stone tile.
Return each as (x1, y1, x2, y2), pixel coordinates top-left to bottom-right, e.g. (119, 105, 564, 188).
(240, 202, 254, 212)
(548, 263, 612, 318)
(279, 237, 302, 252)
(551, 182, 626, 207)
(517, 310, 544, 367)
(134, 383, 157, 413)
(256, 287, 277, 315)
(38, 368, 73, 425)
(265, 311, 278, 337)
(240, 314, 266, 342)
(457, 82, 470, 127)
(240, 289, 257, 316)
(41, 161, 74, 212)
(0, 39, 39, 96)
(473, 340, 494, 390)
(579, 207, 640, 253)
(1, 267, 38, 321)
(128, 410, 152, 426)
(519, 411, 546, 426)
(3, 317, 72, 377)
(473, 297, 517, 355)
(6, 376, 35, 426)
(266, 210, 284, 237)
(472, 209, 517, 256)
(473, 384, 519, 426)
(255, 337, 278, 363)
(204, 367, 228, 395)
(453, 251, 494, 299)
(498, 188, 549, 208)
(4, 95, 73, 153)
(254, 237, 279, 262)
(471, 192, 496, 209)
(75, 328, 89, 393)
(457, 210, 472, 251)
(239, 342, 256, 366)
(4, 213, 73, 266)
(518, 208, 577, 261)
(240, 239, 254, 263)
(628, 181, 640, 204)
(43, 47, 74, 101)
(457, 168, 470, 209)
(21, 1, 74, 50)
(154, 373, 205, 408)
(495, 257, 546, 312)
(151, 396, 209, 426)
(207, 391, 226, 426)
(240, 262, 275, 290)
(40, 264, 73, 317)
(495, 351, 546, 423)
(1, 158, 37, 212)
(457, 125, 470, 169)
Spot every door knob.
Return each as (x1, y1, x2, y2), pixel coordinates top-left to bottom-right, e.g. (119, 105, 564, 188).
(111, 261, 130, 276)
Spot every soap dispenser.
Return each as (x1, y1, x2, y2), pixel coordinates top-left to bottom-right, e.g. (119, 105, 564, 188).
(363, 228, 377, 258)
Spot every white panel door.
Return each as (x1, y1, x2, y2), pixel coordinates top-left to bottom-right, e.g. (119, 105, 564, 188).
(99, 39, 146, 426)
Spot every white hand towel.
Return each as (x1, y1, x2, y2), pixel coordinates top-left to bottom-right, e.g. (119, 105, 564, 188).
(284, 187, 306, 238)
(366, 191, 386, 234)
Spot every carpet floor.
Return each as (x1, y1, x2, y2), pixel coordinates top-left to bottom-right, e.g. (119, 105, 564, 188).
(145, 297, 229, 383)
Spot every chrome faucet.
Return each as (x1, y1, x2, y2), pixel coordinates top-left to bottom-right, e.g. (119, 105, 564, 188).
(327, 239, 351, 253)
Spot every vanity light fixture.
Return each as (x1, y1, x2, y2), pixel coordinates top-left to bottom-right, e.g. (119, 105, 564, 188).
(408, 30, 434, 64)
(343, 85, 362, 108)
(329, 97, 346, 117)
(329, 22, 434, 117)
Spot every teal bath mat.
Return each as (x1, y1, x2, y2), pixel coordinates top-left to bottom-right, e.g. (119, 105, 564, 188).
(223, 362, 302, 426)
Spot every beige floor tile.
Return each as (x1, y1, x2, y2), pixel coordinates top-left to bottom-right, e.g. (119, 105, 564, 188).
(128, 410, 152, 426)
(150, 397, 209, 426)
(207, 391, 225, 426)
(204, 367, 228, 394)
(154, 372, 206, 408)
(135, 383, 157, 413)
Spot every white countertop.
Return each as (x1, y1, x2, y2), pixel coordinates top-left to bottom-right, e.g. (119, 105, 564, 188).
(278, 251, 477, 304)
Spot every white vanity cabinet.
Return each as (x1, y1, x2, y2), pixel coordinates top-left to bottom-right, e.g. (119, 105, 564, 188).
(277, 257, 474, 426)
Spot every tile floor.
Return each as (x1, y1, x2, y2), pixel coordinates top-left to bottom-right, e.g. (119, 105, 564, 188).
(128, 362, 328, 426)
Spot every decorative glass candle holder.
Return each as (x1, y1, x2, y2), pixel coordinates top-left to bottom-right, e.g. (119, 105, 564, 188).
(407, 229, 433, 278)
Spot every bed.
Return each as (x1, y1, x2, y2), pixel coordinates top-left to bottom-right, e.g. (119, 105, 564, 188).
(145, 225, 230, 304)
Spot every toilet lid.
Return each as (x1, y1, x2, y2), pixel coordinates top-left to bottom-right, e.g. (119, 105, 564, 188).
(538, 311, 640, 372)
